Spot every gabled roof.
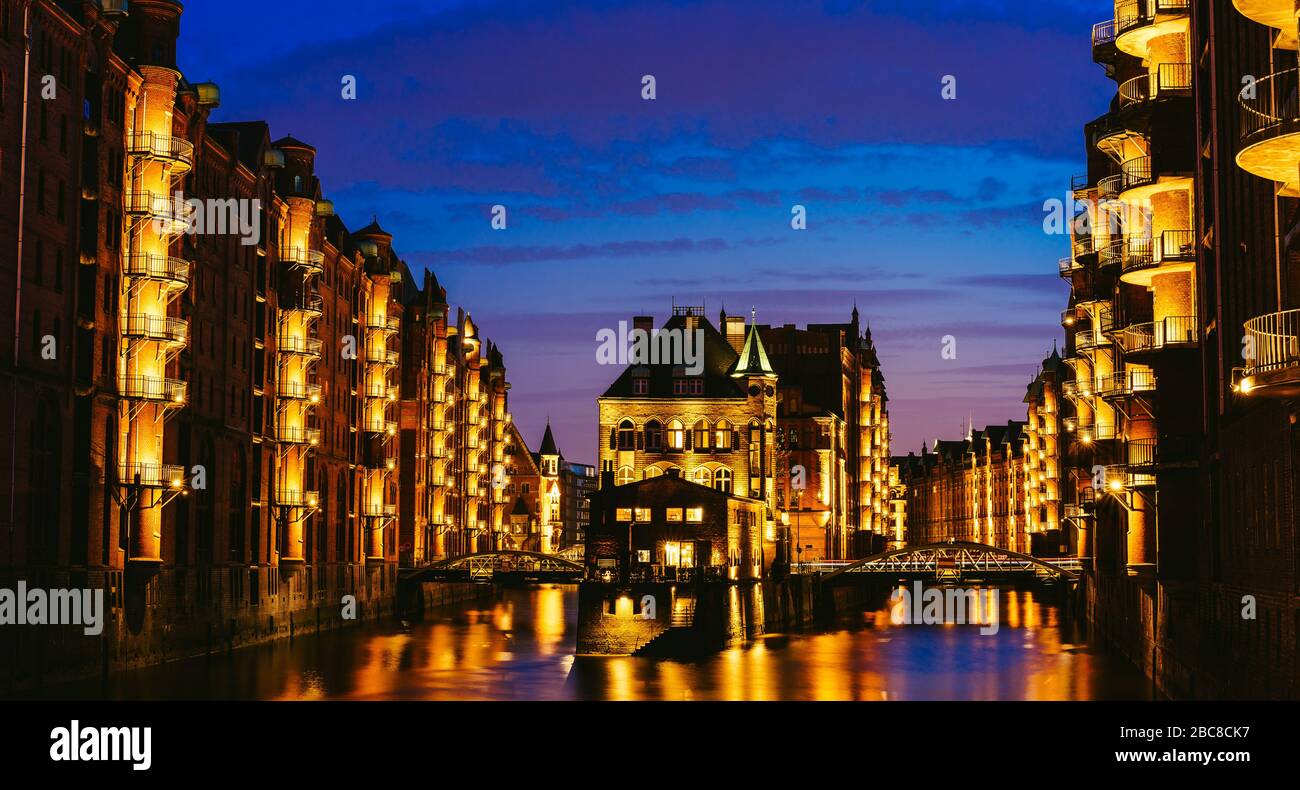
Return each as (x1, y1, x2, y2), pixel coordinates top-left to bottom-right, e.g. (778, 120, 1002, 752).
(600, 313, 747, 399)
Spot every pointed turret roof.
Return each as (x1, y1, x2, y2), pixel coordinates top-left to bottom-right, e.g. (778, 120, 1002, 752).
(539, 422, 558, 456)
(730, 311, 776, 378)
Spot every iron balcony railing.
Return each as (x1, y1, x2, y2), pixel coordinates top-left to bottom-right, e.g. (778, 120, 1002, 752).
(121, 313, 188, 345)
(1078, 423, 1118, 443)
(118, 462, 186, 489)
(123, 253, 190, 286)
(1059, 257, 1078, 278)
(126, 130, 195, 169)
(281, 293, 323, 316)
(363, 383, 398, 400)
(1118, 63, 1192, 107)
(279, 381, 321, 401)
(1097, 174, 1123, 201)
(1240, 68, 1300, 148)
(1099, 238, 1125, 268)
(1127, 438, 1157, 469)
(364, 314, 401, 332)
(1097, 369, 1157, 397)
(1116, 0, 1190, 37)
(1076, 328, 1107, 351)
(363, 419, 398, 435)
(123, 190, 193, 234)
(275, 489, 320, 508)
(1120, 156, 1153, 191)
(99, 0, 128, 16)
(279, 426, 321, 445)
(279, 336, 323, 358)
(119, 375, 187, 405)
(1118, 315, 1198, 354)
(1091, 19, 1117, 49)
(280, 247, 325, 272)
(1243, 308, 1300, 376)
(362, 503, 398, 518)
(1062, 307, 1080, 327)
(1121, 229, 1195, 275)
(365, 347, 399, 366)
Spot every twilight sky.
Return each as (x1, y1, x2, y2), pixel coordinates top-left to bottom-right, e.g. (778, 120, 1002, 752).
(177, 0, 1113, 464)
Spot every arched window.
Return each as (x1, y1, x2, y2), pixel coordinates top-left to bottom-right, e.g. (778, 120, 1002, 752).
(617, 419, 636, 450)
(693, 420, 709, 451)
(644, 466, 663, 479)
(616, 466, 636, 486)
(645, 420, 663, 452)
(714, 420, 732, 450)
(694, 467, 712, 488)
(714, 467, 733, 494)
(667, 419, 685, 451)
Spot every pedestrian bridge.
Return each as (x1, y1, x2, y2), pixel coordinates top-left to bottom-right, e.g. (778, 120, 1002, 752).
(811, 542, 1082, 583)
(401, 550, 584, 583)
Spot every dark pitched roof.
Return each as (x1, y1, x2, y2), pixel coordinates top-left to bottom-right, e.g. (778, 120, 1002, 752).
(600, 314, 747, 399)
(511, 496, 531, 516)
(206, 121, 270, 172)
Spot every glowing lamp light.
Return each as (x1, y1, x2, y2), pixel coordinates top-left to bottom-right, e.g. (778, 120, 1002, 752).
(1239, 379, 1254, 394)
(1108, 479, 1124, 492)
(310, 393, 320, 404)
(386, 458, 396, 471)
(307, 496, 319, 508)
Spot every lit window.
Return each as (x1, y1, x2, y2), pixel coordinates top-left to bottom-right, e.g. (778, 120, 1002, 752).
(686, 507, 703, 523)
(616, 507, 632, 521)
(714, 420, 732, 450)
(636, 550, 650, 563)
(694, 467, 712, 488)
(714, 467, 733, 494)
(667, 420, 685, 450)
(616, 466, 635, 486)
(693, 420, 709, 450)
(644, 466, 663, 479)
(666, 508, 683, 522)
(634, 507, 651, 521)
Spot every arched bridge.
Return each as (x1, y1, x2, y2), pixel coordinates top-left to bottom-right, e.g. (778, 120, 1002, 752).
(402, 550, 584, 583)
(818, 542, 1082, 584)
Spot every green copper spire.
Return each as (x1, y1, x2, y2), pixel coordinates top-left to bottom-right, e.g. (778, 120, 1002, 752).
(731, 309, 776, 378)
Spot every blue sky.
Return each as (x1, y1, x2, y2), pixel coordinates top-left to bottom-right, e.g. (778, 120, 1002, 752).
(179, 0, 1115, 461)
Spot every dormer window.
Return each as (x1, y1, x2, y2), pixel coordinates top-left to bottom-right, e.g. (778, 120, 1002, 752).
(632, 377, 649, 395)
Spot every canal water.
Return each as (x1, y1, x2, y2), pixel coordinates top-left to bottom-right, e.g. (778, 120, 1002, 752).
(42, 584, 1153, 700)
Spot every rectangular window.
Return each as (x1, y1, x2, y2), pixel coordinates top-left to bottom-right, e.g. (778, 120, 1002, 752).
(673, 378, 688, 395)
(686, 507, 703, 523)
(615, 507, 632, 522)
(634, 507, 651, 521)
(632, 377, 648, 395)
(665, 508, 683, 522)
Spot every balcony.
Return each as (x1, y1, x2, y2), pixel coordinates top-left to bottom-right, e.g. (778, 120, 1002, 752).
(1115, 0, 1191, 59)
(1075, 328, 1107, 352)
(1120, 229, 1195, 285)
(365, 347, 399, 366)
(126, 131, 194, 172)
(1061, 307, 1080, 327)
(1097, 369, 1156, 399)
(280, 293, 323, 318)
(1117, 315, 1198, 356)
(1238, 67, 1300, 193)
(1097, 174, 1123, 201)
(1091, 19, 1118, 64)
(1117, 63, 1192, 108)
(119, 375, 187, 406)
(121, 313, 188, 346)
(1098, 238, 1124, 269)
(1231, 1, 1298, 38)
(1240, 309, 1300, 397)
(1059, 257, 1079, 279)
(279, 426, 321, 446)
(364, 314, 400, 333)
(118, 462, 186, 489)
(123, 191, 192, 235)
(362, 503, 397, 519)
(279, 336, 323, 359)
(363, 383, 398, 401)
(363, 419, 398, 436)
(275, 489, 320, 508)
(279, 381, 322, 402)
(281, 247, 325, 275)
(1078, 423, 1118, 445)
(1120, 156, 1154, 192)
(123, 253, 190, 289)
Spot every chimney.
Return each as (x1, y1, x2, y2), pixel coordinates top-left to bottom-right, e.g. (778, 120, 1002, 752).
(633, 316, 654, 336)
(724, 316, 746, 353)
(600, 469, 616, 490)
(666, 467, 681, 479)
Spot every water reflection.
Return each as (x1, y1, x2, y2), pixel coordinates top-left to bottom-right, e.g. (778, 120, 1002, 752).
(41, 584, 1151, 701)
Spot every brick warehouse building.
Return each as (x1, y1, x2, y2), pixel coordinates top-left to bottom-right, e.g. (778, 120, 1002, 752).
(0, 0, 538, 690)
(595, 306, 890, 565)
(1055, 0, 1297, 698)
